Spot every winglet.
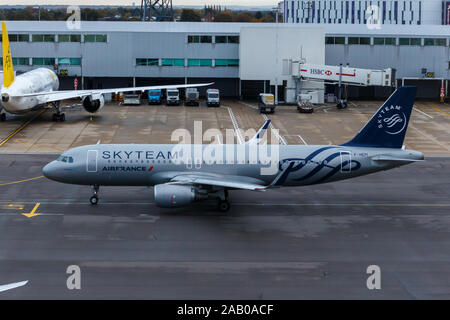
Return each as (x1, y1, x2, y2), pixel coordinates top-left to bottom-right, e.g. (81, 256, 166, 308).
(2, 22, 15, 88)
(247, 120, 271, 145)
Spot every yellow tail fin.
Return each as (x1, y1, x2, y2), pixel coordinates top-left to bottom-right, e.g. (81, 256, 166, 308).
(2, 22, 15, 87)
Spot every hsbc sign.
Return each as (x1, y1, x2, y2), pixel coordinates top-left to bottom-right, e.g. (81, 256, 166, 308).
(310, 69, 332, 76)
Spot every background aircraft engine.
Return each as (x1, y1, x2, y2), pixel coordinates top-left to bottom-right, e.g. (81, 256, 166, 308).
(154, 184, 207, 208)
(82, 94, 105, 113)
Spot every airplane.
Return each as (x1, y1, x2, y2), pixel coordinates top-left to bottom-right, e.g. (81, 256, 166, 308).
(0, 22, 212, 122)
(43, 86, 424, 212)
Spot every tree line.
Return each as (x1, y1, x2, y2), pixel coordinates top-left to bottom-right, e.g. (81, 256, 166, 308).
(0, 6, 281, 23)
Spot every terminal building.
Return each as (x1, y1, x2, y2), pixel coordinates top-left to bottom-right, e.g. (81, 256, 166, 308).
(282, 0, 449, 25)
(0, 20, 449, 100)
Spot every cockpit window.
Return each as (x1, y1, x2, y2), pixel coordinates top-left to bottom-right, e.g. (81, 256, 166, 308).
(57, 155, 74, 163)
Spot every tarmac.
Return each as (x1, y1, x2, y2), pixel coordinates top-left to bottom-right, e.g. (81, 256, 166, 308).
(0, 100, 449, 299)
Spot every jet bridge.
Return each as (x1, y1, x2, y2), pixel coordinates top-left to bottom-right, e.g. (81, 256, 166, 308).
(285, 61, 396, 108)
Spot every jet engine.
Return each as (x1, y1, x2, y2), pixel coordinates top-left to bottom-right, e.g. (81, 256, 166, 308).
(82, 94, 105, 113)
(154, 184, 207, 208)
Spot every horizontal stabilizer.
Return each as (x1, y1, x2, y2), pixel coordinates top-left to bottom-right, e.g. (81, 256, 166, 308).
(371, 155, 424, 162)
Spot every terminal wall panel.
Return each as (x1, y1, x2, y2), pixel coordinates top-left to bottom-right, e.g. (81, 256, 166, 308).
(239, 26, 325, 84)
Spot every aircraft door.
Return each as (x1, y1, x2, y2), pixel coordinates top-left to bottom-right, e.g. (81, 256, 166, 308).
(340, 151, 352, 173)
(87, 150, 98, 173)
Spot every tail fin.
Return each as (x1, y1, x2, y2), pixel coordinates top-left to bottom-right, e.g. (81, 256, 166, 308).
(2, 22, 15, 88)
(342, 86, 417, 149)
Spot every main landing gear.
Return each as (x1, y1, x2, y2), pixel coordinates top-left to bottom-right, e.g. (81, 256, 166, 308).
(51, 102, 65, 122)
(90, 185, 99, 205)
(217, 190, 230, 212)
(0, 113, 6, 122)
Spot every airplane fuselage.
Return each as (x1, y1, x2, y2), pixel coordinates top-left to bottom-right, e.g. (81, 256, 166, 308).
(1, 68, 59, 114)
(43, 144, 424, 188)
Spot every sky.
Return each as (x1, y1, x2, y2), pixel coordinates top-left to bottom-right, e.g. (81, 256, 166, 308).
(0, 0, 277, 6)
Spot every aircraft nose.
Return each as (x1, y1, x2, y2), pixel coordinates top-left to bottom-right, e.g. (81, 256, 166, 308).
(42, 161, 58, 181)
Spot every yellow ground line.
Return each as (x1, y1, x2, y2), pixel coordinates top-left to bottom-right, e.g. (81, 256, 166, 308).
(428, 106, 450, 117)
(0, 110, 46, 147)
(0, 176, 44, 187)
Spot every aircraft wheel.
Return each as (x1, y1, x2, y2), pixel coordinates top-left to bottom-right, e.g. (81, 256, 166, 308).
(52, 114, 57, 121)
(60, 113, 66, 122)
(217, 200, 230, 212)
(0, 113, 6, 122)
(90, 195, 99, 205)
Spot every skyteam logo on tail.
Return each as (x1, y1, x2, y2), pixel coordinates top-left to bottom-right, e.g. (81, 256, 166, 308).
(377, 105, 407, 135)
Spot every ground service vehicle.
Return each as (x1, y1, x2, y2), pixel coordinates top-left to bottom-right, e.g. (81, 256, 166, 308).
(206, 89, 220, 107)
(185, 88, 200, 106)
(148, 89, 162, 105)
(166, 89, 180, 106)
(258, 94, 275, 114)
(123, 94, 141, 105)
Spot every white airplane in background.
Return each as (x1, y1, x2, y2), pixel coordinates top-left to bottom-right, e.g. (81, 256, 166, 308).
(0, 22, 212, 122)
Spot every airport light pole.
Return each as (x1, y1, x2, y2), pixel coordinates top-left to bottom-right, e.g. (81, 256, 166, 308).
(272, 4, 281, 105)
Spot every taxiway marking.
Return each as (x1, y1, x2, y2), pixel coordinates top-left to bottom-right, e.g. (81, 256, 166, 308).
(226, 107, 243, 144)
(22, 203, 41, 218)
(413, 106, 433, 119)
(428, 105, 450, 117)
(0, 109, 46, 147)
(0, 176, 44, 187)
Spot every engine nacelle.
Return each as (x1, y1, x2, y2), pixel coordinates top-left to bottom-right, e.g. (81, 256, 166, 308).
(82, 94, 105, 113)
(154, 184, 207, 208)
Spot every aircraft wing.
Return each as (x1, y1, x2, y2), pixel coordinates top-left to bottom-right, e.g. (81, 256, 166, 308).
(10, 82, 214, 104)
(169, 173, 267, 191)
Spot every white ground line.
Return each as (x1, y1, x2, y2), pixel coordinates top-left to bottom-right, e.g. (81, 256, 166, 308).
(226, 107, 243, 144)
(262, 114, 287, 145)
(237, 101, 258, 110)
(413, 106, 433, 119)
(297, 135, 308, 145)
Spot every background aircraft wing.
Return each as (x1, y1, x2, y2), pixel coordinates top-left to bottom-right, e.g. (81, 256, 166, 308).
(170, 173, 267, 191)
(10, 82, 214, 104)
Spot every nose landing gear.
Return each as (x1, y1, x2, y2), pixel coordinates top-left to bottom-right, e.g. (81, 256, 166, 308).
(90, 185, 99, 205)
(217, 189, 230, 212)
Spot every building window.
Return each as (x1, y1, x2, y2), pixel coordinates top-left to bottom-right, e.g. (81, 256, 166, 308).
(162, 59, 184, 67)
(359, 37, 370, 45)
(399, 38, 420, 46)
(384, 38, 396, 45)
(214, 35, 239, 44)
(325, 37, 334, 44)
(374, 37, 395, 45)
(426, 38, 446, 46)
(5, 57, 29, 65)
(2, 34, 29, 42)
(215, 36, 227, 43)
(188, 35, 200, 43)
(84, 34, 107, 43)
(59, 34, 81, 42)
(57, 58, 81, 66)
(188, 59, 212, 67)
(136, 58, 159, 66)
(334, 37, 345, 44)
(348, 37, 359, 45)
(32, 58, 56, 66)
(200, 36, 212, 43)
(32, 34, 55, 42)
(227, 36, 239, 44)
(188, 35, 213, 43)
(215, 59, 239, 67)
